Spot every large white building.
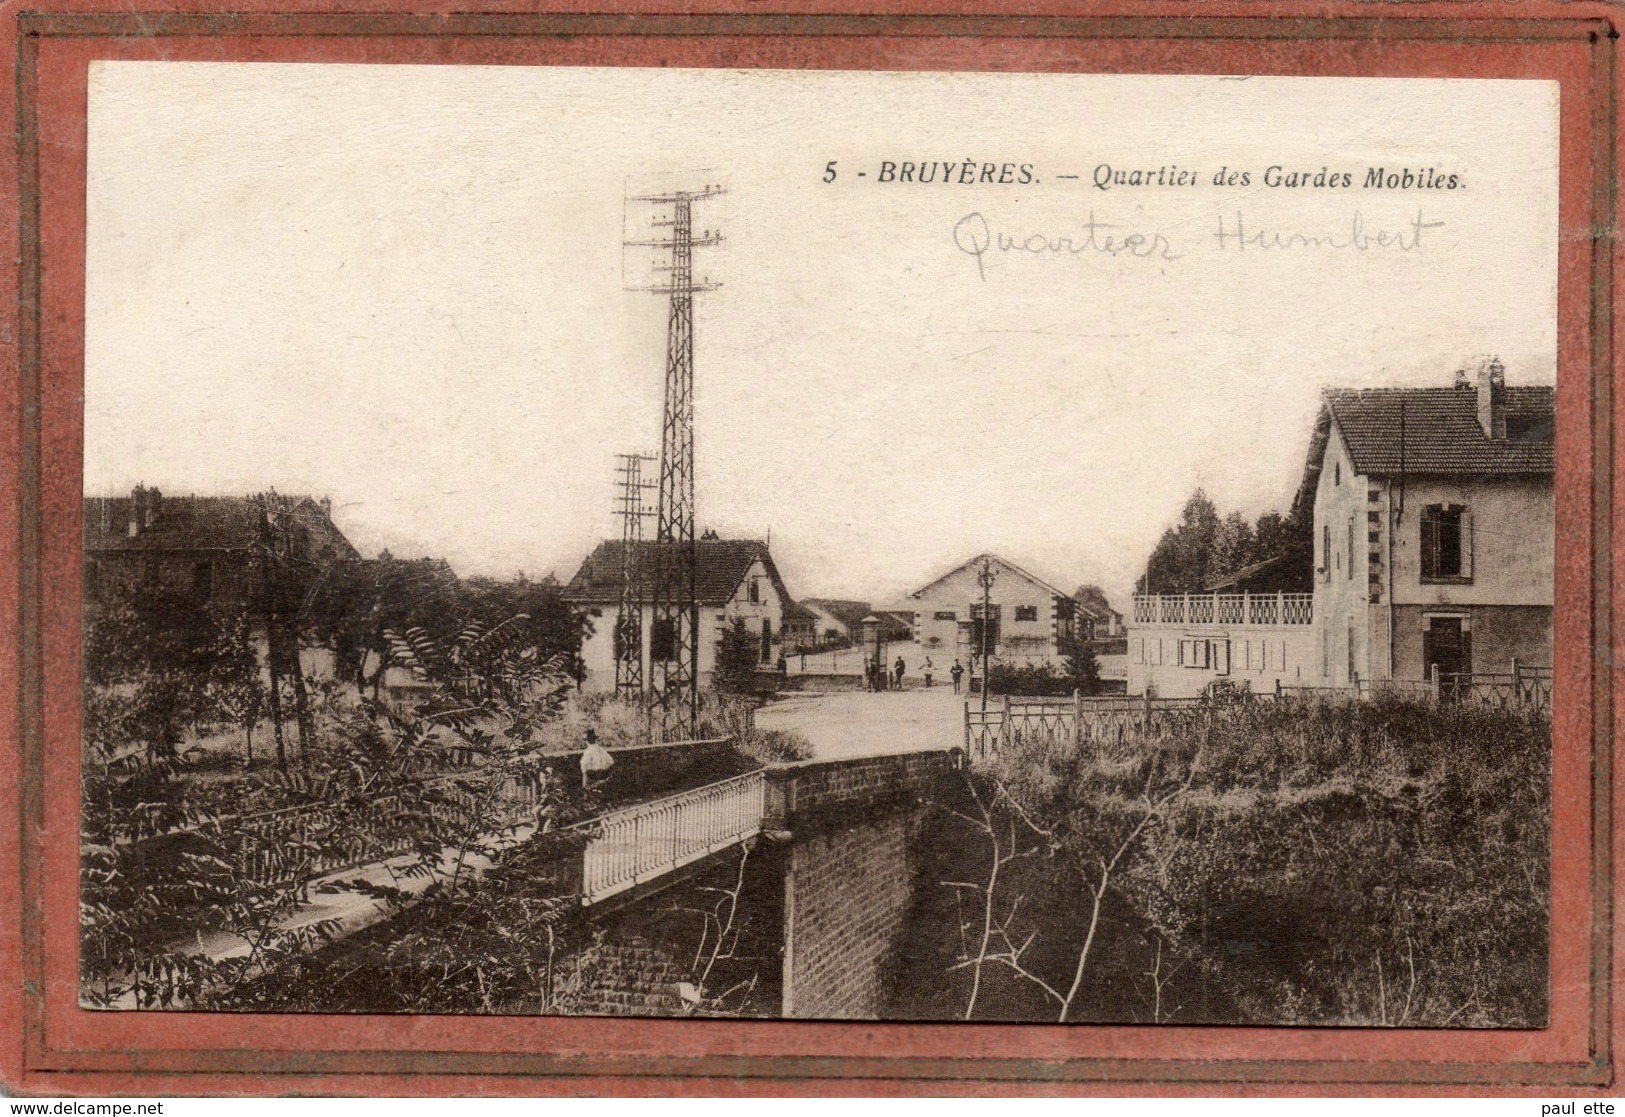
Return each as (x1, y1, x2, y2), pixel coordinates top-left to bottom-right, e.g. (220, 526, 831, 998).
(907, 554, 1079, 669)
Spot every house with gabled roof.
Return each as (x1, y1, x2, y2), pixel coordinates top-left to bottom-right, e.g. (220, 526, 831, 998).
(84, 485, 359, 613)
(1126, 358, 1552, 698)
(561, 538, 797, 690)
(799, 598, 873, 647)
(906, 553, 1079, 668)
(1299, 358, 1554, 688)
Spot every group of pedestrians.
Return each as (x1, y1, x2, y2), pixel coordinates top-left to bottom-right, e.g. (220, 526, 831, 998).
(864, 654, 969, 693)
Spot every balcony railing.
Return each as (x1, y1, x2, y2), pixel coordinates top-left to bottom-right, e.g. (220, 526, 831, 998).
(578, 769, 766, 904)
(1131, 592, 1313, 627)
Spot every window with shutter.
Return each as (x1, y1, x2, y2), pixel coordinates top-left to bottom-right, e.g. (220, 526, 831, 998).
(1214, 640, 1231, 676)
(1421, 504, 1472, 583)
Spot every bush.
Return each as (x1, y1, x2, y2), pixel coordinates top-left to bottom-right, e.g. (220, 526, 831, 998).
(896, 695, 1549, 1026)
(987, 662, 1075, 697)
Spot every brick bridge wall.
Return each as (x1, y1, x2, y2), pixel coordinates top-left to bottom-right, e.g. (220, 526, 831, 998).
(578, 748, 962, 1020)
(768, 748, 961, 1019)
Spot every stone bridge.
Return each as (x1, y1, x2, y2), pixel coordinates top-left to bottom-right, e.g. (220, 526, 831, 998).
(571, 748, 962, 1019)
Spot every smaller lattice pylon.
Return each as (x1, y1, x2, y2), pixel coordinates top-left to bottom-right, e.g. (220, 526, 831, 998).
(612, 452, 656, 696)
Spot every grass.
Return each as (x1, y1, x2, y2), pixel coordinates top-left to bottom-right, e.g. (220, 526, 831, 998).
(897, 694, 1550, 1026)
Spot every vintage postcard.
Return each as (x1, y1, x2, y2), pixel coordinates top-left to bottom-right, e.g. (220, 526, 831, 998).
(6, 6, 1618, 1095)
(74, 60, 1560, 1029)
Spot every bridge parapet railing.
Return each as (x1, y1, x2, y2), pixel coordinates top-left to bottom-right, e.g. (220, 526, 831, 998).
(578, 769, 766, 904)
(965, 694, 1214, 760)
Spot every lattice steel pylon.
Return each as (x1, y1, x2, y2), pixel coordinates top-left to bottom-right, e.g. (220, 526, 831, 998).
(612, 452, 655, 695)
(626, 184, 723, 741)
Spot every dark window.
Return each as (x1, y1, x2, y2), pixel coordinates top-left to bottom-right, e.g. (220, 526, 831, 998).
(650, 618, 676, 661)
(1334, 461, 1341, 486)
(1421, 505, 1471, 582)
(748, 577, 761, 604)
(1321, 525, 1330, 580)
(970, 603, 1001, 654)
(761, 619, 772, 664)
(1347, 522, 1354, 581)
(1014, 605, 1038, 622)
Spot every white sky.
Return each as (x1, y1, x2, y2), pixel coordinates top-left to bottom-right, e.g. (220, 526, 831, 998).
(85, 64, 1558, 609)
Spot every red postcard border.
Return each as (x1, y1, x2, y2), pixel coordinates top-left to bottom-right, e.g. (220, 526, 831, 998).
(1, 5, 1617, 1096)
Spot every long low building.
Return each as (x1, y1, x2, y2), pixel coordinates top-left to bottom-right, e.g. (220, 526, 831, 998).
(1127, 591, 1318, 698)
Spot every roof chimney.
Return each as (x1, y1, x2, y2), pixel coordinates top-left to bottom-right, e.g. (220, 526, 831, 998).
(1454, 367, 1471, 390)
(1477, 357, 1507, 439)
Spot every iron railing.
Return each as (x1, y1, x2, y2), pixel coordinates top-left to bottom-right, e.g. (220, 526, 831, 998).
(964, 694, 1212, 759)
(578, 769, 766, 904)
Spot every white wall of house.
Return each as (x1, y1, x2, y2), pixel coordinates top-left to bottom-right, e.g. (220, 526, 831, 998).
(577, 557, 789, 691)
(1313, 424, 1554, 685)
(1126, 602, 1320, 698)
(911, 558, 1069, 668)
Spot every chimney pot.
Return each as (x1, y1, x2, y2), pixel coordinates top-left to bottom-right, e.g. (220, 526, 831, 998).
(1477, 357, 1507, 439)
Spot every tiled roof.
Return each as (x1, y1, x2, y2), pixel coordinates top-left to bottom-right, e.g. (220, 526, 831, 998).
(800, 598, 874, 628)
(1326, 386, 1555, 475)
(909, 553, 1073, 602)
(84, 493, 356, 558)
(782, 601, 819, 622)
(561, 539, 791, 607)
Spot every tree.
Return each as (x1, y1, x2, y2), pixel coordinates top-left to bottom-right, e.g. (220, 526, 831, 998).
(83, 586, 241, 766)
(1137, 489, 1223, 595)
(211, 608, 266, 762)
(459, 573, 589, 681)
(713, 618, 759, 696)
(1072, 584, 1113, 620)
(1137, 490, 1312, 595)
(304, 554, 463, 700)
(1061, 636, 1101, 696)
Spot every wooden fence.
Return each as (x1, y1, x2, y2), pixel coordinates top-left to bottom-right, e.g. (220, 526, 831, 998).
(1283, 661, 1553, 713)
(968, 662, 1552, 760)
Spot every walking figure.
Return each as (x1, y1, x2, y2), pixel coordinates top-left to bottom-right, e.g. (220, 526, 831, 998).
(580, 728, 614, 790)
(893, 656, 906, 690)
(923, 656, 934, 688)
(951, 659, 964, 694)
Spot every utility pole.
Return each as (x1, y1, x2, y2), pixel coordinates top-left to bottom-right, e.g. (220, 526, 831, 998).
(612, 452, 655, 696)
(625, 184, 723, 741)
(977, 558, 997, 714)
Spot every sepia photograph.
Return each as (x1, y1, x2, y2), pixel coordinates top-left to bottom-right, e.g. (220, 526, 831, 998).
(77, 62, 1557, 1028)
